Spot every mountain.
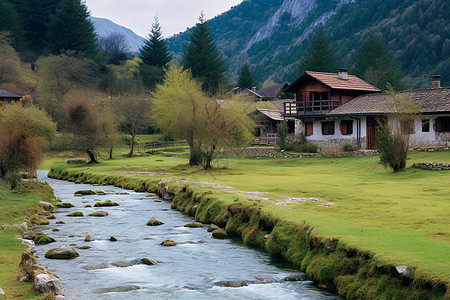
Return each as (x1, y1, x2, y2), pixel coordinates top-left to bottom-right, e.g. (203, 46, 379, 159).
(89, 16, 144, 53)
(167, 0, 449, 89)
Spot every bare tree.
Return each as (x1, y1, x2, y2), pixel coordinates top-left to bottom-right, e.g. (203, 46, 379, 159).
(97, 33, 130, 65)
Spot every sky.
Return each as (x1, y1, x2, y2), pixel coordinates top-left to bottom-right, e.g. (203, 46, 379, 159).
(84, 0, 244, 38)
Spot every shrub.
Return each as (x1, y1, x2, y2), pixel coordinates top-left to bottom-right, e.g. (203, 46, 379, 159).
(376, 126, 407, 171)
(343, 144, 357, 152)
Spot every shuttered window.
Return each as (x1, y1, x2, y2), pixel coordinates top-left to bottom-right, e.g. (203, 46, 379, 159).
(306, 123, 313, 136)
(436, 117, 450, 132)
(340, 120, 353, 135)
(321, 121, 335, 135)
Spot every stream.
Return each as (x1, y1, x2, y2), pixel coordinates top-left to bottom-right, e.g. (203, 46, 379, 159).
(35, 170, 338, 299)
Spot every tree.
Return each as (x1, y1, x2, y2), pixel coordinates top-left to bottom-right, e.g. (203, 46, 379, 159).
(139, 16, 172, 89)
(64, 98, 116, 163)
(112, 94, 152, 157)
(47, 0, 97, 58)
(0, 103, 56, 188)
(183, 13, 226, 95)
(0, 32, 22, 88)
(97, 33, 129, 65)
(376, 84, 420, 171)
(152, 66, 254, 169)
(0, 0, 27, 51)
(238, 63, 255, 89)
(353, 34, 403, 90)
(35, 53, 97, 124)
(298, 26, 338, 73)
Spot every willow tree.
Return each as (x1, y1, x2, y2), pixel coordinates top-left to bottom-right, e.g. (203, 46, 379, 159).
(152, 66, 254, 169)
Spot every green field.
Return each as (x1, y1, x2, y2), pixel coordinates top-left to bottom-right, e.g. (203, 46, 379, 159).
(46, 150, 450, 281)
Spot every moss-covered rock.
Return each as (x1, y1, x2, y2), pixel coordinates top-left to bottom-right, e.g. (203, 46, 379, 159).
(45, 246, 79, 259)
(67, 212, 83, 217)
(215, 280, 247, 287)
(78, 246, 91, 249)
(56, 203, 75, 208)
(140, 258, 156, 265)
(33, 232, 55, 244)
(74, 190, 96, 195)
(109, 236, 117, 242)
(46, 215, 56, 219)
(88, 211, 108, 217)
(184, 222, 204, 228)
(56, 221, 65, 224)
(84, 235, 91, 242)
(95, 190, 106, 195)
(94, 201, 119, 207)
(51, 228, 59, 232)
(160, 239, 177, 246)
(207, 224, 220, 232)
(147, 217, 164, 226)
(212, 228, 228, 239)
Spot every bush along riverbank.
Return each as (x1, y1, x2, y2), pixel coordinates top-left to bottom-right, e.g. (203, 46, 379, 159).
(0, 182, 64, 299)
(48, 167, 449, 300)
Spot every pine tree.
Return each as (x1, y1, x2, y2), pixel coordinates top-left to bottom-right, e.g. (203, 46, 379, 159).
(298, 26, 338, 74)
(353, 33, 403, 90)
(0, 0, 27, 51)
(140, 16, 172, 68)
(183, 13, 226, 95)
(238, 63, 255, 89)
(47, 0, 97, 58)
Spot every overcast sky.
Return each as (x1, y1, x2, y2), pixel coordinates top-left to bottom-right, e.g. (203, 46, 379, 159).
(84, 0, 244, 38)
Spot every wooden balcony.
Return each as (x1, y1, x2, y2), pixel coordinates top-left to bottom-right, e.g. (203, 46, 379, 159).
(284, 100, 341, 117)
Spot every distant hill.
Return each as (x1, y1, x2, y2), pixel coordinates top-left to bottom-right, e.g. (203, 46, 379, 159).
(89, 16, 144, 53)
(167, 0, 449, 89)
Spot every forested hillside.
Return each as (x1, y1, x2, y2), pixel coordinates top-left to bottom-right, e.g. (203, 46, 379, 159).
(167, 0, 449, 89)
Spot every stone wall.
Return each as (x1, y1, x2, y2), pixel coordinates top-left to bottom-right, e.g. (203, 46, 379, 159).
(412, 162, 450, 171)
(162, 147, 378, 159)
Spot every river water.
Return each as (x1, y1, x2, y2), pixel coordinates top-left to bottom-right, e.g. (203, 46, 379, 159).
(35, 171, 338, 300)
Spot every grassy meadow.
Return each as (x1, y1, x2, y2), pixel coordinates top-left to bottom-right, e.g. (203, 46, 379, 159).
(44, 150, 450, 281)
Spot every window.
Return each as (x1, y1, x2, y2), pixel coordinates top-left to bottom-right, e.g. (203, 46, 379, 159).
(305, 123, 313, 136)
(436, 117, 450, 132)
(400, 119, 414, 135)
(421, 119, 430, 132)
(322, 121, 335, 135)
(340, 120, 353, 135)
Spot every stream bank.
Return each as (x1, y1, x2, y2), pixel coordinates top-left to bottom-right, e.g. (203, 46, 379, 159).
(48, 166, 449, 299)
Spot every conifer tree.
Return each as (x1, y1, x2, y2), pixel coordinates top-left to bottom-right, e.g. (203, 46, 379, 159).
(140, 16, 171, 68)
(353, 33, 403, 90)
(139, 16, 171, 89)
(298, 26, 338, 74)
(47, 0, 97, 58)
(0, 0, 27, 51)
(238, 63, 255, 89)
(183, 13, 225, 95)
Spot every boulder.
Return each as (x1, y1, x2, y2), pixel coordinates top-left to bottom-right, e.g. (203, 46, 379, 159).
(74, 190, 96, 195)
(0, 287, 4, 296)
(109, 236, 117, 242)
(20, 222, 28, 230)
(160, 239, 177, 246)
(45, 246, 79, 259)
(184, 222, 204, 228)
(395, 265, 411, 278)
(207, 224, 219, 232)
(18, 253, 37, 282)
(94, 201, 119, 207)
(212, 228, 228, 239)
(56, 221, 65, 224)
(215, 280, 247, 287)
(324, 238, 338, 251)
(46, 215, 56, 219)
(84, 264, 108, 270)
(112, 261, 132, 268)
(140, 258, 156, 266)
(33, 232, 55, 245)
(88, 211, 108, 217)
(56, 203, 75, 208)
(22, 231, 36, 240)
(146, 217, 164, 226)
(67, 212, 83, 217)
(55, 295, 66, 300)
(52, 228, 60, 232)
(21, 239, 35, 253)
(33, 273, 64, 295)
(39, 201, 54, 212)
(78, 246, 91, 250)
(84, 235, 91, 242)
(282, 273, 307, 281)
(95, 191, 106, 195)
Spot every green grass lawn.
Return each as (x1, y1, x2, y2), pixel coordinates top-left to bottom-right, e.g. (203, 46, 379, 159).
(46, 150, 450, 281)
(0, 184, 55, 299)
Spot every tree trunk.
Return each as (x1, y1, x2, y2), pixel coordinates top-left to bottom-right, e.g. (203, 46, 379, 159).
(202, 145, 215, 170)
(109, 147, 113, 159)
(128, 134, 135, 157)
(188, 144, 202, 166)
(87, 149, 97, 164)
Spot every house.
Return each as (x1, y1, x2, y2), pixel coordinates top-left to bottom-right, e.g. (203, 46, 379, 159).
(284, 71, 449, 149)
(250, 109, 295, 145)
(236, 82, 292, 108)
(0, 89, 22, 111)
(283, 70, 381, 146)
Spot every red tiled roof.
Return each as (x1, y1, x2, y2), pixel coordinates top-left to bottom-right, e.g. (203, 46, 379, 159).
(285, 71, 381, 93)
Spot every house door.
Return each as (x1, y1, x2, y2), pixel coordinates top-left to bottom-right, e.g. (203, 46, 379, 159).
(366, 117, 378, 150)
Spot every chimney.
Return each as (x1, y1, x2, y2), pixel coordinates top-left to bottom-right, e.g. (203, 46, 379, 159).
(252, 86, 256, 92)
(431, 75, 441, 88)
(338, 68, 348, 80)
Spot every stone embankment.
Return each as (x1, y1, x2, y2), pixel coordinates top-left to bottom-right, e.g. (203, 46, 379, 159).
(163, 147, 378, 158)
(412, 162, 450, 171)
